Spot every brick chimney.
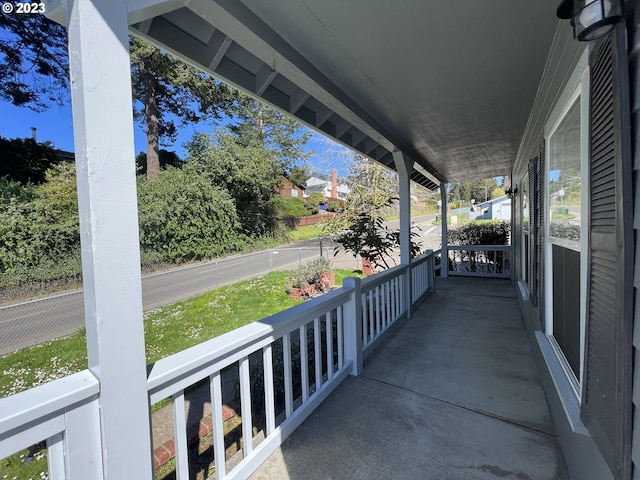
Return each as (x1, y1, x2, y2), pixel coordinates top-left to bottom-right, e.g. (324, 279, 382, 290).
(331, 169, 337, 199)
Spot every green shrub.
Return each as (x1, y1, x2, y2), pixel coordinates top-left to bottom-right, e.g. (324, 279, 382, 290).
(305, 192, 324, 215)
(278, 197, 312, 217)
(447, 221, 510, 245)
(326, 200, 343, 212)
(137, 165, 245, 262)
(286, 256, 331, 289)
(0, 163, 80, 281)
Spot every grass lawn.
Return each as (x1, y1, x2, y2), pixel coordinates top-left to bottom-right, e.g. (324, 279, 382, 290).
(285, 223, 329, 242)
(0, 267, 362, 480)
(0, 268, 361, 399)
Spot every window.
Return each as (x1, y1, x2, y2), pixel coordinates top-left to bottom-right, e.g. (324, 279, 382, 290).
(291, 188, 299, 198)
(544, 50, 589, 396)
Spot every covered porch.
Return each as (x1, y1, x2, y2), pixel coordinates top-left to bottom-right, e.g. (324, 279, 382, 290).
(252, 276, 566, 480)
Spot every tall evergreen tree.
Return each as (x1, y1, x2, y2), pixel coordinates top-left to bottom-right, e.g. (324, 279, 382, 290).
(129, 38, 236, 179)
(229, 94, 312, 172)
(0, 14, 68, 110)
(0, 16, 235, 179)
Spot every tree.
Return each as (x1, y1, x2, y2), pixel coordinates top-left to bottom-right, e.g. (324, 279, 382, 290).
(289, 164, 309, 187)
(449, 178, 498, 204)
(129, 38, 236, 179)
(135, 149, 184, 176)
(0, 18, 236, 179)
(229, 94, 312, 172)
(326, 155, 397, 233)
(0, 137, 63, 185)
(0, 14, 69, 110)
(186, 131, 285, 237)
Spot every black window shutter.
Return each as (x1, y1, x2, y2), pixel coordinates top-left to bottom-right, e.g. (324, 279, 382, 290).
(581, 25, 633, 480)
(528, 158, 537, 306)
(536, 144, 545, 310)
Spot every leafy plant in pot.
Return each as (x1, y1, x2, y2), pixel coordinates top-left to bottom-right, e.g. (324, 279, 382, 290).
(333, 212, 423, 274)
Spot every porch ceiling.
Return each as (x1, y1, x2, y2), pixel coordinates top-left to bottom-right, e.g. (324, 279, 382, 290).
(65, 1, 560, 188)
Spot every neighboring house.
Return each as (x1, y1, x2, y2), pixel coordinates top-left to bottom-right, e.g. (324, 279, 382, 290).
(279, 177, 305, 199)
(478, 195, 511, 221)
(304, 169, 350, 201)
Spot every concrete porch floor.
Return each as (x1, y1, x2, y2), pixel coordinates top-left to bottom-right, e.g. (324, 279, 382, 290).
(250, 276, 568, 480)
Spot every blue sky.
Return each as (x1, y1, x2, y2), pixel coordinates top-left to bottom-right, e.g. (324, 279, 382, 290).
(0, 99, 352, 176)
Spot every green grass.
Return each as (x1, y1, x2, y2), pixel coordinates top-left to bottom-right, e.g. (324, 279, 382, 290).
(0, 267, 363, 479)
(0, 268, 362, 399)
(286, 224, 328, 242)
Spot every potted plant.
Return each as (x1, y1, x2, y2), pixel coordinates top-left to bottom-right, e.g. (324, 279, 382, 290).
(333, 212, 422, 275)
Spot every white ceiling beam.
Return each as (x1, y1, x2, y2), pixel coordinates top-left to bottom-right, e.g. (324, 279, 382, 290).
(256, 64, 277, 96)
(128, 0, 189, 25)
(290, 89, 309, 114)
(207, 36, 232, 70)
(315, 105, 334, 128)
(335, 120, 351, 140)
(350, 130, 367, 147)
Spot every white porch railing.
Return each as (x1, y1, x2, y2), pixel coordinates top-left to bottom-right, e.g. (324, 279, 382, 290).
(445, 245, 512, 279)
(0, 370, 103, 479)
(0, 252, 436, 480)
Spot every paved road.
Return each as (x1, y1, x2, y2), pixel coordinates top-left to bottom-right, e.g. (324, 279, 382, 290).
(0, 215, 437, 356)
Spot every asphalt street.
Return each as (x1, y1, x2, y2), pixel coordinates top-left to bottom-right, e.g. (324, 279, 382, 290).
(0, 215, 437, 356)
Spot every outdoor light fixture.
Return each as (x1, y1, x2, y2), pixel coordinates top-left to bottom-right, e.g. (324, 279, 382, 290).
(557, 0, 624, 41)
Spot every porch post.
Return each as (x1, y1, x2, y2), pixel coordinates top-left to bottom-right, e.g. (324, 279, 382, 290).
(66, 0, 153, 478)
(440, 183, 448, 278)
(392, 151, 414, 317)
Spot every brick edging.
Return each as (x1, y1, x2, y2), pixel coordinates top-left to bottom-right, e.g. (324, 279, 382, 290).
(153, 403, 238, 470)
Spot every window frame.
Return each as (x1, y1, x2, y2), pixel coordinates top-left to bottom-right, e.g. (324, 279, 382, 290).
(543, 49, 590, 399)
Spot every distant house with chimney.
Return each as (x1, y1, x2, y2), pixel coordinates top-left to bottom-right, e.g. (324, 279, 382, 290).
(303, 169, 350, 202)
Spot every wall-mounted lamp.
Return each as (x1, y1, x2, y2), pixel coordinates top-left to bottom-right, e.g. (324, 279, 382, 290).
(506, 186, 518, 198)
(557, 0, 624, 41)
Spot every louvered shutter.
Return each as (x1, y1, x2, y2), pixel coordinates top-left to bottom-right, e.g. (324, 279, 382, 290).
(536, 144, 545, 310)
(580, 26, 633, 480)
(528, 158, 537, 306)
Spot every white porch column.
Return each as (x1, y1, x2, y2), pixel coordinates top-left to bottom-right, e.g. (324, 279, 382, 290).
(440, 183, 448, 278)
(392, 151, 414, 317)
(67, 0, 153, 478)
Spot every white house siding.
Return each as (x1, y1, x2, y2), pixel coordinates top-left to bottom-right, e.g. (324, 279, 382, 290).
(629, 6, 640, 479)
(512, 20, 615, 480)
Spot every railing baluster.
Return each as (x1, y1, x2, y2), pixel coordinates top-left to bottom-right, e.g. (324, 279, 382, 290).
(368, 291, 374, 343)
(283, 334, 293, 418)
(375, 286, 381, 335)
(361, 292, 368, 345)
(172, 391, 189, 480)
(263, 345, 276, 435)
(300, 324, 309, 402)
(391, 277, 397, 320)
(210, 371, 226, 479)
(337, 306, 344, 369)
(385, 281, 391, 327)
(326, 312, 334, 380)
(47, 432, 65, 480)
(239, 356, 253, 456)
(314, 317, 322, 391)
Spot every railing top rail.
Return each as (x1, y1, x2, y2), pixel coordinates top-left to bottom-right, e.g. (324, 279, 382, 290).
(447, 244, 512, 250)
(361, 263, 407, 290)
(147, 285, 354, 395)
(0, 370, 99, 434)
(411, 250, 434, 266)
